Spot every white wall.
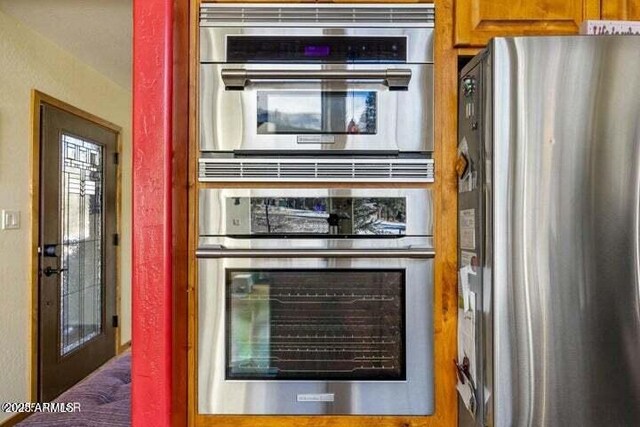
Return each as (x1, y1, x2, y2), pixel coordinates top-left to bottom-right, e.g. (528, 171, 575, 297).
(0, 9, 131, 420)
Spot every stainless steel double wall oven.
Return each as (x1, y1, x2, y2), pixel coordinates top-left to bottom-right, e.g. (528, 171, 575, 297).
(196, 4, 435, 416)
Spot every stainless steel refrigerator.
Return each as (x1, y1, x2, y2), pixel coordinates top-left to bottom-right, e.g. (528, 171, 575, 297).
(457, 36, 640, 427)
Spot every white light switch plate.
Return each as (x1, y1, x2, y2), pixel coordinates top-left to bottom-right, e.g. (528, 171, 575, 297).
(2, 210, 20, 230)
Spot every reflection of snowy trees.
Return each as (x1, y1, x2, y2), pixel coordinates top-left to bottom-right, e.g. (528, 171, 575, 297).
(357, 92, 377, 134)
(257, 107, 322, 133)
(253, 198, 327, 212)
(249, 197, 405, 235)
(354, 198, 406, 235)
(252, 198, 329, 234)
(256, 92, 376, 134)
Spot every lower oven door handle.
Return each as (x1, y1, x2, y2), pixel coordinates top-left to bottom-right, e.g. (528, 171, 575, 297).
(221, 69, 412, 91)
(195, 247, 435, 259)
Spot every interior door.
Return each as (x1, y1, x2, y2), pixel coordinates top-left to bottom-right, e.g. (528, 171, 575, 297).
(38, 103, 118, 401)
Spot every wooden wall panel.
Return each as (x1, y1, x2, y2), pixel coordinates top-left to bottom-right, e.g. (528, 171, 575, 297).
(173, 0, 191, 426)
(455, 0, 601, 46)
(602, 0, 640, 19)
(188, 2, 200, 427)
(431, 0, 459, 424)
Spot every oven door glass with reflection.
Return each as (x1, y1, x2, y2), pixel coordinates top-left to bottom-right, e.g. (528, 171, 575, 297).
(225, 196, 407, 237)
(257, 91, 377, 135)
(226, 269, 405, 381)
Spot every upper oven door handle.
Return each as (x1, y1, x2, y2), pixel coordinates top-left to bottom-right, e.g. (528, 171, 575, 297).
(196, 247, 434, 259)
(220, 69, 412, 91)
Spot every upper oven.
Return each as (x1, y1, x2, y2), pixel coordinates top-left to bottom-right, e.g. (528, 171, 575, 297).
(199, 4, 434, 158)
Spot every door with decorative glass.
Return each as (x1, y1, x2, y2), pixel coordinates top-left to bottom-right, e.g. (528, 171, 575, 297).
(38, 102, 118, 401)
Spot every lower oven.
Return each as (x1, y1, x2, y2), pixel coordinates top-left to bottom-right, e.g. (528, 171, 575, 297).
(196, 188, 434, 415)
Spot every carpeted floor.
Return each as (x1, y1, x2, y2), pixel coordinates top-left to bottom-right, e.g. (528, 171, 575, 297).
(17, 351, 131, 426)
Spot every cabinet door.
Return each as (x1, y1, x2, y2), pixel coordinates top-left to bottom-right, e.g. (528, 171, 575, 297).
(455, 0, 600, 47)
(602, 0, 640, 19)
(330, 0, 432, 2)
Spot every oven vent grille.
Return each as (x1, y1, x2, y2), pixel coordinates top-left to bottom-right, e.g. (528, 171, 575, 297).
(199, 158, 434, 182)
(200, 5, 435, 27)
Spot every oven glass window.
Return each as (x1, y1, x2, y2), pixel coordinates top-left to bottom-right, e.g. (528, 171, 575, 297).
(225, 197, 406, 237)
(257, 91, 377, 135)
(226, 269, 405, 381)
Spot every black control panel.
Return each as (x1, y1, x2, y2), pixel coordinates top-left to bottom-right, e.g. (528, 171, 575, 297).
(226, 36, 407, 63)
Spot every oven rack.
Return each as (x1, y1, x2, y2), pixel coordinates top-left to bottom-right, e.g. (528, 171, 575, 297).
(242, 350, 396, 359)
(265, 347, 397, 354)
(271, 320, 394, 326)
(268, 286, 399, 293)
(233, 364, 399, 374)
(271, 323, 398, 329)
(281, 365, 398, 373)
(272, 322, 398, 328)
(271, 309, 375, 316)
(243, 351, 398, 360)
(240, 356, 396, 364)
(271, 314, 391, 322)
(235, 293, 396, 302)
(239, 335, 399, 342)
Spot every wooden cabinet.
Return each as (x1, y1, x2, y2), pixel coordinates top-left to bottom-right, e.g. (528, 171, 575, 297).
(455, 0, 601, 46)
(602, 0, 640, 19)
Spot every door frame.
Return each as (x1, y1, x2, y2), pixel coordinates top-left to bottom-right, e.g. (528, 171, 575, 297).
(29, 89, 123, 402)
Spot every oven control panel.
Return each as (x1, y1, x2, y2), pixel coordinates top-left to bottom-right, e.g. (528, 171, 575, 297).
(226, 36, 407, 63)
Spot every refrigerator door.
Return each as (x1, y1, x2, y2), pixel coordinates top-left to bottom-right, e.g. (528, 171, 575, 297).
(458, 51, 494, 427)
(492, 36, 640, 427)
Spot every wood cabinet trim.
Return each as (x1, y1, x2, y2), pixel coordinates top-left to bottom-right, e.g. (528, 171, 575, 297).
(187, 1, 457, 427)
(188, 1, 200, 426)
(173, 0, 191, 426)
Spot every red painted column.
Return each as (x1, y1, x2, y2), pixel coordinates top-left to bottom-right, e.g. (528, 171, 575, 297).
(132, 0, 173, 426)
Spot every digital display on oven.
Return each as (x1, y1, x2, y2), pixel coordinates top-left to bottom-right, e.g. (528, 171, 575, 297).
(304, 45, 331, 57)
(226, 36, 406, 62)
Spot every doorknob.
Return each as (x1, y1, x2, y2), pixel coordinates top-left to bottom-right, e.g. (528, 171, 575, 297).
(43, 266, 67, 277)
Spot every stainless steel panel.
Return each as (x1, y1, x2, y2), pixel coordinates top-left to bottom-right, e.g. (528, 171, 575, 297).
(492, 36, 640, 427)
(220, 68, 413, 91)
(198, 157, 435, 183)
(481, 49, 494, 427)
(196, 247, 435, 258)
(200, 63, 433, 153)
(199, 4, 435, 29)
(200, 27, 434, 64)
(197, 255, 434, 415)
(457, 55, 488, 427)
(198, 188, 433, 239)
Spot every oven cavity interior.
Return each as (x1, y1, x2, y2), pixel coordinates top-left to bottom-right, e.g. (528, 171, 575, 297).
(226, 269, 406, 381)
